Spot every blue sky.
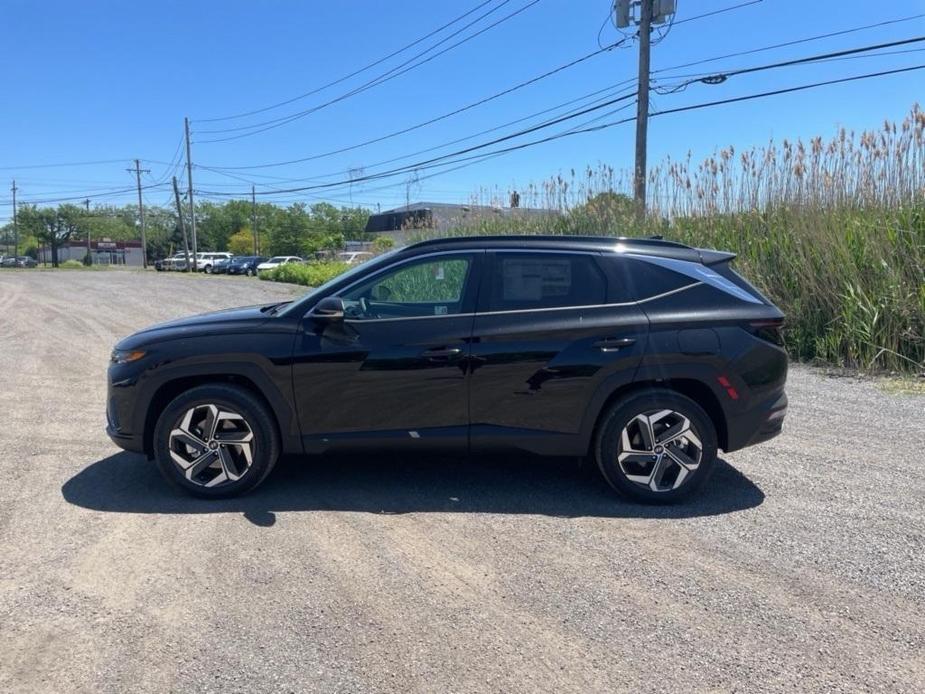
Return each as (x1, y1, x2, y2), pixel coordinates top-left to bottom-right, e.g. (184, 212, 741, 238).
(1, 0, 923, 223)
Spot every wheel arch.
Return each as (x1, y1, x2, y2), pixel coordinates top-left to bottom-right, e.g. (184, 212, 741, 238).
(584, 378, 729, 455)
(142, 373, 287, 457)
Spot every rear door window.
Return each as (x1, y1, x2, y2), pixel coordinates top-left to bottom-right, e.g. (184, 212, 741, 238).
(486, 253, 607, 312)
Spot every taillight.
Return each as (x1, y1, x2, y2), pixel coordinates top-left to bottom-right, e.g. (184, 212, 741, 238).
(750, 319, 785, 346)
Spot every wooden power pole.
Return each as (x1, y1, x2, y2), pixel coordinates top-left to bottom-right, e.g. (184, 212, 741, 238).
(11, 180, 18, 257)
(633, 0, 653, 221)
(128, 160, 150, 268)
(184, 117, 198, 270)
(251, 185, 258, 255)
(172, 176, 192, 271)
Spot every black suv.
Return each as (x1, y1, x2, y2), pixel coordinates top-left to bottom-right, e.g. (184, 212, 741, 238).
(107, 236, 787, 502)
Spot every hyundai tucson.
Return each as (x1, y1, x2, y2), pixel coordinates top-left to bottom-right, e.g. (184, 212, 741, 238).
(106, 235, 787, 502)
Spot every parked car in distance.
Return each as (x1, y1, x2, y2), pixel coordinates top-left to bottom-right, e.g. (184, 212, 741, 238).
(225, 256, 267, 276)
(209, 255, 236, 274)
(107, 235, 788, 502)
(155, 253, 183, 271)
(337, 251, 374, 265)
(1, 255, 34, 268)
(256, 256, 302, 273)
(198, 252, 234, 274)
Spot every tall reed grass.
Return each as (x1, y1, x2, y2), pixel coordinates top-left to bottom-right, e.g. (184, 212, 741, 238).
(431, 105, 925, 372)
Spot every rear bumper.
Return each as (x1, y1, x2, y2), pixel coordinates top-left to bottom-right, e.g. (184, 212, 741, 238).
(725, 390, 787, 452)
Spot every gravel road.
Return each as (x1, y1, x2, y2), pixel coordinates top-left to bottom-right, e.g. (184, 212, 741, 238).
(1, 269, 923, 693)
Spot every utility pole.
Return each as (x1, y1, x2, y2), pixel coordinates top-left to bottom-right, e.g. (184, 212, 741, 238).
(83, 198, 92, 262)
(172, 176, 192, 270)
(633, 0, 653, 221)
(251, 185, 258, 255)
(11, 180, 18, 257)
(184, 117, 198, 270)
(128, 159, 151, 268)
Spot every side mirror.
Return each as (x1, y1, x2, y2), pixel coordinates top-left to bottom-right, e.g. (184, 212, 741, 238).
(312, 296, 344, 321)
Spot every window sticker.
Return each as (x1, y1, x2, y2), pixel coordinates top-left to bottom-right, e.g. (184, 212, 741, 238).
(501, 259, 572, 301)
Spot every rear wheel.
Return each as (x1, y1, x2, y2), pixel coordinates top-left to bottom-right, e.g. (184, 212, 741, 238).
(153, 384, 280, 498)
(246, 268, 254, 277)
(595, 389, 717, 503)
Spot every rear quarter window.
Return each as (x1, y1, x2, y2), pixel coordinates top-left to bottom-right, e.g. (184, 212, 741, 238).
(607, 257, 695, 302)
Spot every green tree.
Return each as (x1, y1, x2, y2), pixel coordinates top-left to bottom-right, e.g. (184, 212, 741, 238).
(228, 228, 255, 255)
(17, 204, 88, 267)
(266, 204, 311, 256)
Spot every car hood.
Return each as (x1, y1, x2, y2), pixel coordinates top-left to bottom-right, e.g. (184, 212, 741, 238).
(116, 303, 283, 349)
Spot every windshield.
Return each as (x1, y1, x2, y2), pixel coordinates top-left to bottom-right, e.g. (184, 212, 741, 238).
(278, 248, 403, 317)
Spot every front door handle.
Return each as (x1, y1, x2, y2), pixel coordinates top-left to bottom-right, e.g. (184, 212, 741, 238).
(593, 337, 637, 352)
(421, 346, 462, 359)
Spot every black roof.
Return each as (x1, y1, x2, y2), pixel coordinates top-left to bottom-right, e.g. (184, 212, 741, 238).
(402, 235, 730, 264)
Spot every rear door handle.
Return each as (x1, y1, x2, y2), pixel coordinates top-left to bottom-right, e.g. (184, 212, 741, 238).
(421, 347, 463, 358)
(593, 337, 636, 352)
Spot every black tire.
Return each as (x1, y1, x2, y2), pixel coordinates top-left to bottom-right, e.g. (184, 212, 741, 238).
(204, 265, 212, 274)
(246, 268, 254, 277)
(153, 384, 280, 498)
(594, 388, 717, 504)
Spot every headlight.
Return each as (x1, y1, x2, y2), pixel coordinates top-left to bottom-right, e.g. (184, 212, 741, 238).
(110, 349, 147, 364)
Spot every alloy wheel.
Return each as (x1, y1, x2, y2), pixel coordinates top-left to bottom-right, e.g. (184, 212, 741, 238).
(168, 404, 255, 487)
(617, 409, 703, 492)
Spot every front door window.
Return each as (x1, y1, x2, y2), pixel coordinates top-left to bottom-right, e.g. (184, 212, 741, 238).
(341, 255, 472, 320)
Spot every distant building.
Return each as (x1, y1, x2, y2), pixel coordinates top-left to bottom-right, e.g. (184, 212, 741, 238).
(40, 239, 144, 266)
(365, 202, 557, 244)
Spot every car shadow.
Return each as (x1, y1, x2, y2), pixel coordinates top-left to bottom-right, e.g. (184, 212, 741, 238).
(61, 451, 764, 526)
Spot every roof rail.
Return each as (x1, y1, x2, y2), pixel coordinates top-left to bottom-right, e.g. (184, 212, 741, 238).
(408, 234, 692, 250)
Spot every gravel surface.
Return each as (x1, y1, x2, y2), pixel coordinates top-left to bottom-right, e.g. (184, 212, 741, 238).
(1, 269, 923, 693)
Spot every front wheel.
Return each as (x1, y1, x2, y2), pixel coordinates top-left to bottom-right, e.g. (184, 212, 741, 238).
(595, 389, 717, 503)
(153, 384, 280, 498)
(246, 268, 254, 277)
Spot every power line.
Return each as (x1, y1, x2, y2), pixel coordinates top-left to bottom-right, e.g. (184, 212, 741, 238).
(654, 35, 925, 93)
(652, 11, 925, 75)
(0, 159, 128, 171)
(200, 90, 639, 196)
(195, 0, 541, 143)
(671, 0, 764, 27)
(6, 182, 169, 207)
(199, 41, 627, 171)
(201, 81, 639, 190)
(196, 0, 500, 123)
(198, 13, 925, 174)
(198, 64, 925, 199)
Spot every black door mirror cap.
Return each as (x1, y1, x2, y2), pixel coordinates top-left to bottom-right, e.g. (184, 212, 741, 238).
(311, 296, 345, 321)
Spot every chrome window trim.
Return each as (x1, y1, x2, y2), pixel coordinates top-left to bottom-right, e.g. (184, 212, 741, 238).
(342, 281, 702, 323)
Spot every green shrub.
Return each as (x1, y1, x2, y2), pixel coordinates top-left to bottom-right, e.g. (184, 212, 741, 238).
(259, 261, 349, 287)
(59, 259, 85, 269)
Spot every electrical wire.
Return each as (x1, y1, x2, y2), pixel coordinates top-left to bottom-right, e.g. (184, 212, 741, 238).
(196, 0, 500, 123)
(0, 159, 129, 171)
(654, 35, 925, 93)
(199, 64, 925, 198)
(199, 40, 627, 171)
(195, 0, 540, 143)
(671, 0, 763, 27)
(652, 11, 925, 75)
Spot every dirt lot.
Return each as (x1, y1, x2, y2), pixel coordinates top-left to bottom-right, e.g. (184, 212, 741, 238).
(1, 269, 923, 693)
